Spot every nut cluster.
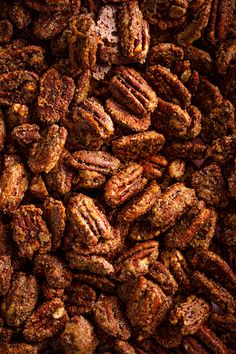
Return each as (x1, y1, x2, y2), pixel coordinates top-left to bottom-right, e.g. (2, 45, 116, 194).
(0, 0, 235, 353)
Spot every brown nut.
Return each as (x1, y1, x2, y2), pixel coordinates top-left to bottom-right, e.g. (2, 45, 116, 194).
(8, 1, 33, 29)
(195, 325, 228, 354)
(65, 283, 96, 315)
(12, 124, 41, 146)
(148, 261, 178, 296)
(0, 255, 13, 296)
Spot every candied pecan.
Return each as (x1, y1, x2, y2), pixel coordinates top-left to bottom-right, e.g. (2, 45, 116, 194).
(148, 261, 178, 295)
(42, 284, 65, 300)
(149, 183, 196, 232)
(72, 170, 106, 189)
(210, 312, 236, 333)
(118, 0, 150, 63)
(192, 271, 235, 313)
(60, 315, 97, 354)
(1, 272, 39, 327)
(154, 322, 183, 349)
(183, 46, 214, 75)
(182, 337, 210, 354)
(113, 339, 136, 354)
(147, 43, 184, 70)
(168, 159, 185, 179)
(6, 103, 29, 129)
(29, 175, 49, 200)
(0, 255, 13, 296)
(66, 253, 114, 276)
(5, 343, 39, 354)
(12, 204, 52, 259)
(25, 0, 70, 12)
(70, 97, 114, 150)
(45, 149, 73, 195)
(134, 337, 173, 354)
(73, 273, 116, 292)
(0, 157, 28, 213)
(126, 276, 169, 338)
(118, 181, 160, 222)
(0, 222, 12, 256)
(191, 163, 230, 208)
(28, 124, 67, 174)
(112, 131, 165, 162)
(0, 70, 39, 106)
(69, 13, 99, 71)
(206, 135, 236, 165)
(140, 0, 189, 29)
(114, 241, 159, 281)
(94, 295, 131, 340)
(220, 212, 236, 272)
(0, 20, 13, 45)
(195, 325, 228, 354)
(169, 295, 210, 335)
(43, 197, 66, 251)
(72, 69, 91, 105)
(177, 0, 212, 45)
(166, 141, 207, 161)
(65, 283, 96, 315)
(104, 163, 147, 207)
(38, 68, 75, 124)
(34, 254, 72, 288)
(12, 124, 41, 146)
(164, 202, 216, 250)
(109, 66, 158, 116)
(50, 28, 71, 57)
(146, 65, 191, 108)
(9, 0, 33, 29)
(23, 298, 69, 342)
(216, 40, 236, 74)
(0, 109, 6, 152)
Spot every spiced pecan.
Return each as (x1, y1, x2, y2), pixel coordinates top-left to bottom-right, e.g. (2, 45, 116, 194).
(0, 20, 13, 45)
(147, 43, 184, 70)
(1, 272, 39, 327)
(6, 103, 29, 129)
(182, 337, 211, 354)
(216, 39, 236, 74)
(66, 253, 114, 276)
(0, 255, 13, 296)
(28, 124, 67, 174)
(154, 322, 182, 349)
(148, 261, 178, 296)
(195, 325, 228, 354)
(12, 124, 41, 146)
(29, 175, 49, 200)
(9, 1, 33, 29)
(0, 109, 5, 152)
(65, 283, 96, 315)
(23, 298, 69, 342)
(165, 141, 207, 160)
(220, 212, 236, 271)
(12, 204, 52, 259)
(25, 0, 71, 12)
(193, 76, 223, 113)
(73, 273, 116, 293)
(38, 68, 75, 124)
(113, 340, 137, 354)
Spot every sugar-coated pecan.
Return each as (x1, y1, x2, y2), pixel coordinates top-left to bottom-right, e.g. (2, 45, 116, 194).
(165, 141, 207, 160)
(0, 70, 39, 106)
(38, 68, 75, 124)
(148, 261, 178, 295)
(29, 175, 49, 200)
(9, 0, 33, 29)
(0, 109, 5, 152)
(192, 271, 235, 313)
(0, 20, 13, 45)
(126, 276, 169, 338)
(146, 65, 191, 108)
(154, 322, 182, 349)
(0, 45, 46, 75)
(12, 124, 41, 146)
(73, 273, 116, 292)
(72, 69, 91, 105)
(182, 337, 210, 354)
(191, 163, 230, 208)
(135, 337, 174, 353)
(118, 181, 161, 222)
(183, 45, 214, 75)
(25, 0, 70, 12)
(72, 170, 106, 189)
(1, 272, 39, 327)
(42, 283, 64, 300)
(60, 315, 97, 354)
(28, 124, 67, 174)
(118, 0, 150, 63)
(66, 253, 114, 276)
(5, 343, 39, 354)
(114, 241, 159, 281)
(220, 213, 236, 272)
(149, 183, 196, 232)
(195, 325, 228, 354)
(168, 159, 186, 180)
(193, 76, 223, 114)
(71, 97, 114, 150)
(43, 197, 66, 251)
(0, 255, 13, 296)
(169, 295, 210, 335)
(6, 103, 29, 129)
(109, 66, 158, 116)
(65, 282, 96, 315)
(0, 157, 28, 213)
(45, 149, 73, 195)
(34, 254, 72, 288)
(147, 43, 184, 70)
(210, 312, 236, 333)
(12, 204, 52, 259)
(112, 131, 165, 162)
(105, 163, 147, 207)
(23, 298, 69, 342)
(177, 0, 212, 45)
(113, 339, 136, 354)
(94, 295, 131, 340)
(216, 39, 236, 74)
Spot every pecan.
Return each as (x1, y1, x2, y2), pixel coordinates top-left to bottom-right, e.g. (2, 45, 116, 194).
(191, 163, 230, 208)
(182, 337, 211, 354)
(43, 197, 66, 251)
(73, 273, 116, 292)
(50, 28, 71, 57)
(112, 131, 165, 162)
(0, 108, 6, 152)
(114, 241, 159, 281)
(9, 1, 33, 29)
(206, 136, 236, 165)
(70, 97, 114, 150)
(42, 284, 65, 300)
(126, 276, 169, 339)
(183, 45, 214, 75)
(72, 69, 91, 105)
(65, 283, 96, 315)
(0, 156, 28, 213)
(38, 68, 75, 124)
(12, 124, 41, 146)
(29, 175, 49, 200)
(28, 124, 67, 174)
(6, 103, 29, 129)
(0, 255, 13, 296)
(141, 154, 168, 180)
(210, 312, 236, 333)
(168, 159, 186, 179)
(72, 170, 106, 189)
(25, 0, 70, 12)
(0, 20, 13, 45)
(118, 181, 161, 222)
(149, 183, 196, 232)
(34, 254, 72, 288)
(60, 315, 97, 354)
(66, 253, 114, 276)
(94, 295, 131, 340)
(1, 272, 39, 327)
(193, 76, 223, 113)
(165, 141, 207, 160)
(0, 70, 39, 106)
(177, 0, 212, 45)
(118, 0, 150, 63)
(195, 325, 228, 354)
(216, 39, 236, 74)
(104, 162, 147, 207)
(12, 204, 52, 259)
(146, 65, 191, 108)
(23, 298, 69, 342)
(113, 339, 137, 354)
(148, 260, 178, 295)
(192, 271, 235, 313)
(220, 213, 236, 272)
(154, 322, 183, 349)
(147, 43, 184, 70)
(169, 295, 210, 335)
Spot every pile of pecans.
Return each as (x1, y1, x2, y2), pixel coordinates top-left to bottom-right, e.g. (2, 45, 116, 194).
(0, 0, 236, 353)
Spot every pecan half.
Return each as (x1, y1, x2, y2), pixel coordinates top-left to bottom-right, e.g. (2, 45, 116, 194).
(9, 1, 33, 29)
(12, 124, 41, 146)
(0, 255, 13, 296)
(195, 325, 228, 354)
(65, 283, 96, 315)
(148, 261, 178, 296)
